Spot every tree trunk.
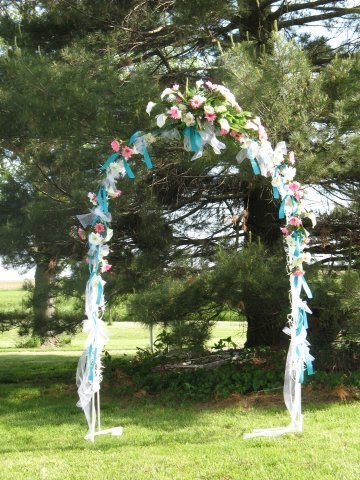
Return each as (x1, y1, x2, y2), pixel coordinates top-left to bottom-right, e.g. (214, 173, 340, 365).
(32, 258, 56, 339)
(243, 180, 287, 347)
(245, 314, 286, 347)
(245, 180, 281, 247)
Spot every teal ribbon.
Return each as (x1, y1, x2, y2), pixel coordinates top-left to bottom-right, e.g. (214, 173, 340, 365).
(88, 344, 95, 381)
(292, 231, 302, 257)
(129, 131, 153, 169)
(100, 153, 119, 171)
(293, 275, 313, 299)
(123, 159, 135, 179)
(96, 280, 103, 305)
(296, 307, 308, 336)
(279, 195, 298, 219)
(184, 126, 202, 153)
(90, 186, 109, 227)
(272, 186, 280, 199)
(247, 149, 260, 175)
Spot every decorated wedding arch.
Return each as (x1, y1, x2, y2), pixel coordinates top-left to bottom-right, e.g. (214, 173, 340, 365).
(76, 80, 315, 442)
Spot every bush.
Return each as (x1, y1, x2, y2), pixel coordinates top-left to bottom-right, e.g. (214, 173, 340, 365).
(308, 270, 360, 348)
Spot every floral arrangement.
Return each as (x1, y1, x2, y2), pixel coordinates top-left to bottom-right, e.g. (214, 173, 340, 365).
(146, 79, 266, 160)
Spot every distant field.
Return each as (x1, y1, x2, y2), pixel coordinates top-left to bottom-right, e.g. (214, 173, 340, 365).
(0, 281, 26, 290)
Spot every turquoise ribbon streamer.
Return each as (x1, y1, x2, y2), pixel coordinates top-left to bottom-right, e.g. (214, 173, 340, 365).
(184, 126, 202, 153)
(96, 280, 103, 305)
(296, 307, 308, 336)
(129, 131, 153, 169)
(123, 159, 135, 179)
(279, 195, 298, 219)
(247, 149, 261, 175)
(88, 344, 95, 381)
(272, 186, 280, 199)
(100, 153, 119, 171)
(293, 275, 313, 299)
(292, 231, 302, 257)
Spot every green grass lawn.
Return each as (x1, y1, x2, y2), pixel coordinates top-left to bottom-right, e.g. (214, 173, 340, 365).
(0, 288, 247, 352)
(0, 353, 359, 480)
(0, 288, 28, 311)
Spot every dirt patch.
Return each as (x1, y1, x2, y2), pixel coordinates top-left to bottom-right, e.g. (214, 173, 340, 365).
(204, 385, 359, 410)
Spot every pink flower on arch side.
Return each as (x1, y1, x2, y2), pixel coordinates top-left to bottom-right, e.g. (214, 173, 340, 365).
(111, 139, 120, 152)
(293, 270, 305, 277)
(168, 106, 182, 119)
(94, 223, 105, 233)
(122, 146, 134, 159)
(101, 264, 112, 273)
(172, 84, 180, 91)
(280, 227, 291, 236)
(205, 112, 217, 122)
(289, 217, 302, 227)
(294, 190, 304, 200)
(77, 227, 87, 241)
(288, 181, 301, 193)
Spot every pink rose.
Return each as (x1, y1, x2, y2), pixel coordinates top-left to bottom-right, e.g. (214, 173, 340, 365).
(94, 223, 105, 233)
(77, 227, 87, 241)
(172, 84, 179, 91)
(111, 140, 120, 152)
(289, 217, 302, 227)
(220, 128, 229, 135)
(294, 191, 304, 200)
(293, 270, 305, 277)
(288, 181, 301, 193)
(114, 189, 122, 197)
(101, 264, 112, 273)
(122, 146, 134, 159)
(280, 227, 291, 236)
(205, 112, 217, 122)
(168, 106, 182, 119)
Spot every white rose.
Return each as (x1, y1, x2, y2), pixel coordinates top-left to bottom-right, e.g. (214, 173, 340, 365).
(184, 112, 195, 126)
(88, 233, 103, 245)
(271, 176, 282, 188)
(301, 252, 312, 264)
(219, 118, 230, 133)
(215, 105, 227, 113)
(204, 105, 215, 114)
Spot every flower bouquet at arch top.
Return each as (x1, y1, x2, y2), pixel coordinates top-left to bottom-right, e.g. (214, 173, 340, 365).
(145, 79, 267, 164)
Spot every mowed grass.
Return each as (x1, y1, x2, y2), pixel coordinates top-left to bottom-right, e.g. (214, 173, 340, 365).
(0, 287, 247, 352)
(0, 288, 27, 310)
(0, 320, 247, 352)
(0, 353, 359, 480)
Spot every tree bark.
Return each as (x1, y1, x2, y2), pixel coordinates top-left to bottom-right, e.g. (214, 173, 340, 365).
(32, 258, 56, 339)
